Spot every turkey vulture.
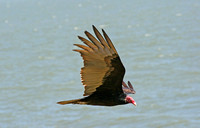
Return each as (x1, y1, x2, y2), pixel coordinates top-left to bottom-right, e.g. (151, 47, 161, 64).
(57, 25, 136, 106)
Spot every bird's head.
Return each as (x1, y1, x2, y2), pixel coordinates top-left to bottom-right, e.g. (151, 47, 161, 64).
(125, 95, 137, 106)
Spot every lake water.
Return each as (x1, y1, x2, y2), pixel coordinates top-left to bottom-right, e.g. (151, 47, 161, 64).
(0, 0, 200, 127)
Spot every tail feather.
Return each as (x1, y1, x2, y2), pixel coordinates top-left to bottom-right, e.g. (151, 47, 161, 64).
(57, 99, 83, 105)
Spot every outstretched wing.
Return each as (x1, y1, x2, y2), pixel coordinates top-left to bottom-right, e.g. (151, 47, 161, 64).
(122, 81, 136, 94)
(73, 25, 125, 96)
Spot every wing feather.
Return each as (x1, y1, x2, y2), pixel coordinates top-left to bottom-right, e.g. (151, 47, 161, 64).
(78, 36, 98, 50)
(92, 25, 109, 48)
(122, 81, 136, 94)
(85, 31, 104, 50)
(102, 29, 118, 54)
(74, 44, 93, 52)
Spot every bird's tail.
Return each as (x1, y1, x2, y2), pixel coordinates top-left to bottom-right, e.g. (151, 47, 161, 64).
(57, 99, 83, 105)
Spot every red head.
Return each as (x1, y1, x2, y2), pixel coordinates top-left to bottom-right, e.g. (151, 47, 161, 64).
(125, 95, 137, 106)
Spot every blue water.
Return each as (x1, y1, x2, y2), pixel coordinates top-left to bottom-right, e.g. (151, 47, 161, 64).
(0, 0, 200, 127)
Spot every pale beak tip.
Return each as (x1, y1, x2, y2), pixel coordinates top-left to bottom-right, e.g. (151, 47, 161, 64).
(133, 102, 137, 106)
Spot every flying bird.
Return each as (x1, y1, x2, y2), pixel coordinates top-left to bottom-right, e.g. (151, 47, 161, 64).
(57, 25, 136, 106)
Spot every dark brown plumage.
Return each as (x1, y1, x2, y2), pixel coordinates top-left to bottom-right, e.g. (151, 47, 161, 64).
(57, 25, 136, 106)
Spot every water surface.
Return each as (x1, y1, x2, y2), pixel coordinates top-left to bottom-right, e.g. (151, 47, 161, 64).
(0, 0, 200, 127)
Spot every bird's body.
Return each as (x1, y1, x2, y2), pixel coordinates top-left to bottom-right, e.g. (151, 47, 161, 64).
(58, 91, 127, 106)
(57, 25, 136, 106)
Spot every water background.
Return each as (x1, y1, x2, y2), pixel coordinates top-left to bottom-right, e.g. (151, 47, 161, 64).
(0, 0, 200, 127)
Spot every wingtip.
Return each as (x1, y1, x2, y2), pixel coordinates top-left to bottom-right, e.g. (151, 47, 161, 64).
(102, 29, 107, 36)
(77, 35, 82, 39)
(73, 44, 78, 46)
(72, 49, 80, 52)
(92, 25, 97, 30)
(84, 31, 89, 35)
